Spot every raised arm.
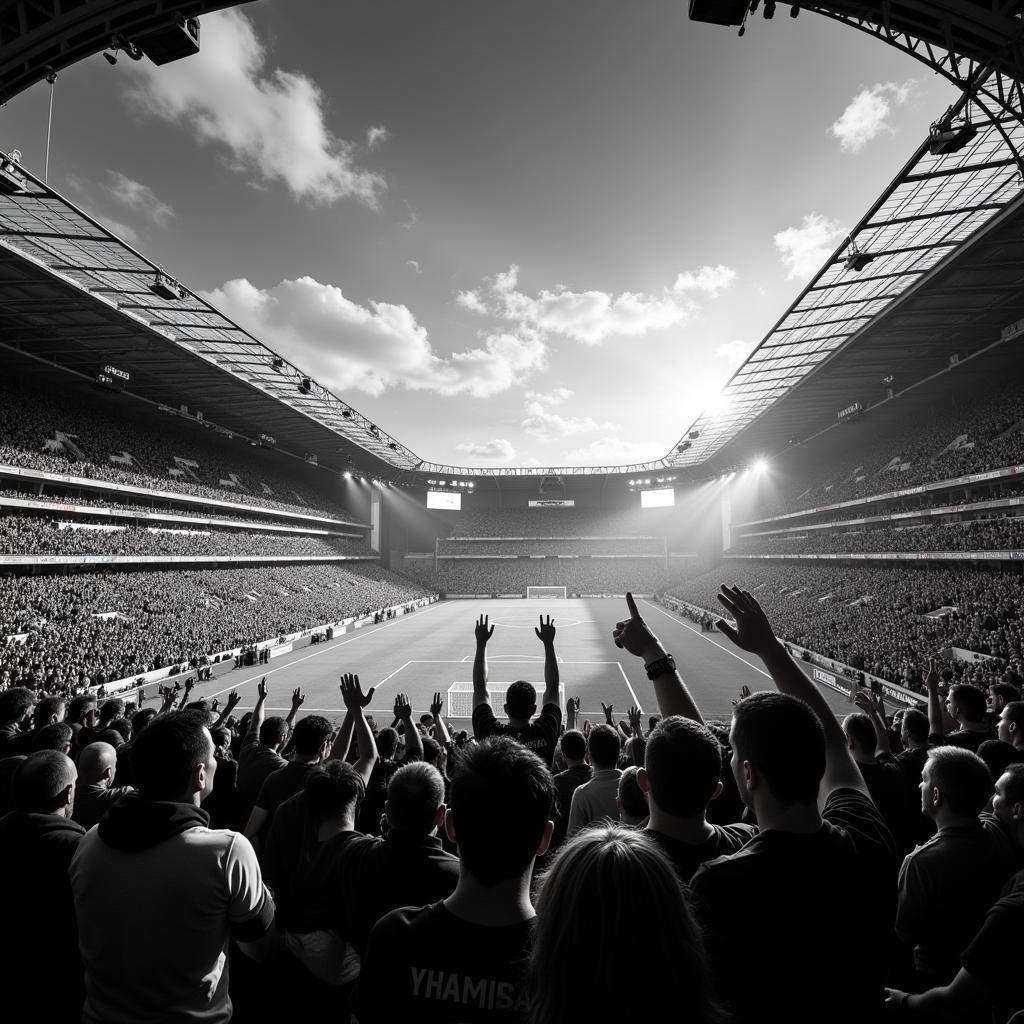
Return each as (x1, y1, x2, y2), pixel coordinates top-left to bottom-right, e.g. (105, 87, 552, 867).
(339, 673, 378, 785)
(535, 615, 560, 708)
(285, 688, 305, 729)
(925, 659, 956, 740)
(716, 585, 869, 802)
(613, 592, 704, 724)
(853, 690, 893, 759)
(248, 678, 269, 738)
(394, 693, 423, 762)
(472, 615, 494, 710)
(566, 695, 580, 733)
(430, 692, 452, 749)
(212, 689, 242, 731)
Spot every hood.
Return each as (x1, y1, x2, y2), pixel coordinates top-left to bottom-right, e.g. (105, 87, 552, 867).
(0, 810, 86, 842)
(98, 794, 209, 853)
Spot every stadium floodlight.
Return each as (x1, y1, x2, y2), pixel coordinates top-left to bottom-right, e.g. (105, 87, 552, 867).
(688, 430, 700, 439)
(844, 238, 876, 272)
(103, 50, 118, 65)
(753, 459, 768, 473)
(928, 113, 977, 156)
(271, 357, 285, 370)
(341, 409, 352, 418)
(298, 378, 312, 394)
(343, 471, 352, 479)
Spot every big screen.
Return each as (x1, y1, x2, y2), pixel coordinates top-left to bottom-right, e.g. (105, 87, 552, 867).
(427, 490, 462, 510)
(641, 487, 675, 509)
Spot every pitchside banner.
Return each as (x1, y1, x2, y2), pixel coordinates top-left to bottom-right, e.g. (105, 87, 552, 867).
(528, 500, 575, 507)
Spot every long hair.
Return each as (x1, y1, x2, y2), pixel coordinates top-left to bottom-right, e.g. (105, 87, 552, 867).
(528, 824, 727, 1024)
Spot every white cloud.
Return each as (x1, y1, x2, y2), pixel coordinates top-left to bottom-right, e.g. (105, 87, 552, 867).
(406, 260, 421, 275)
(525, 388, 573, 406)
(105, 171, 176, 226)
(202, 276, 546, 398)
(466, 263, 737, 346)
(716, 339, 755, 363)
(123, 10, 383, 206)
(366, 125, 391, 150)
(829, 81, 915, 153)
(564, 436, 664, 465)
(774, 213, 845, 280)
(520, 387, 614, 439)
(455, 438, 517, 462)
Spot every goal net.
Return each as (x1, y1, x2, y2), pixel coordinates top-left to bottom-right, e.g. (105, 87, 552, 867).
(526, 586, 567, 599)
(446, 681, 566, 720)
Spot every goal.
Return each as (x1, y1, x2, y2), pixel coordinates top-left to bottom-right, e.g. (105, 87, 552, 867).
(447, 680, 566, 720)
(526, 586, 567, 599)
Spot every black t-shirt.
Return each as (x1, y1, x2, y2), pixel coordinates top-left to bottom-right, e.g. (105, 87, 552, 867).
(646, 822, 757, 883)
(473, 703, 562, 768)
(356, 902, 532, 1023)
(690, 789, 897, 1024)
(960, 868, 1024, 1024)
(358, 757, 403, 836)
(929, 728, 995, 754)
(551, 764, 592, 850)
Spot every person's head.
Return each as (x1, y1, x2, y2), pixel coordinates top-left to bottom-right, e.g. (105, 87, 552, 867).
(290, 715, 333, 762)
(586, 724, 620, 770)
(639, 716, 723, 820)
(504, 680, 538, 724)
(421, 735, 443, 769)
(447, 736, 554, 885)
(106, 717, 132, 744)
(386, 761, 446, 833)
(842, 713, 877, 761)
(0, 687, 34, 728)
(259, 716, 288, 751)
(130, 710, 216, 803)
(529, 826, 722, 1024)
(560, 730, 587, 766)
(99, 699, 125, 727)
(78, 741, 119, 787)
(992, 764, 1024, 835)
(210, 726, 232, 756)
(31, 722, 73, 755)
(617, 766, 648, 825)
(921, 746, 992, 822)
(31, 696, 66, 730)
(977, 740, 1022, 787)
(13, 750, 77, 816)
(303, 758, 365, 826)
(376, 727, 399, 760)
(67, 695, 98, 728)
(902, 708, 929, 747)
(947, 684, 987, 725)
(998, 701, 1024, 746)
(990, 682, 1021, 713)
(131, 707, 158, 736)
(730, 692, 825, 809)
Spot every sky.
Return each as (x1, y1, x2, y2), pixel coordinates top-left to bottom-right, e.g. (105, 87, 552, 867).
(0, 0, 960, 469)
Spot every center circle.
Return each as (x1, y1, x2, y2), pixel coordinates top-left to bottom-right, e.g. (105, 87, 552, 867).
(492, 617, 583, 628)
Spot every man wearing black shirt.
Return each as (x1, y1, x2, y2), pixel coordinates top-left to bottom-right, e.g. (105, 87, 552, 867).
(550, 728, 591, 851)
(471, 615, 561, 768)
(928, 671, 994, 754)
(356, 737, 555, 1023)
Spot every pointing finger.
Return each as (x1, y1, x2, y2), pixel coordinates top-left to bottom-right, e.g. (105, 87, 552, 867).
(626, 592, 640, 619)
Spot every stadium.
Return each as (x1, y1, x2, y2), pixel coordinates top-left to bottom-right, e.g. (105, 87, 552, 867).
(2, 1, 1024, 1022)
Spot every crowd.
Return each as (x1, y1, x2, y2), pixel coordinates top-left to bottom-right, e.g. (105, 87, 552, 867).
(0, 563, 430, 694)
(450, 507, 672, 538)
(670, 563, 1024, 694)
(431, 557, 669, 595)
(731, 514, 1024, 556)
(438, 537, 665, 557)
(3, 589, 1023, 1023)
(0, 513, 370, 560)
(0, 378, 356, 521)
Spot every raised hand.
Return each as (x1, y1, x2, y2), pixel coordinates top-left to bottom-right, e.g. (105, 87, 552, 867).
(567, 695, 581, 716)
(210, 698, 221, 712)
(853, 689, 881, 718)
(225, 690, 242, 712)
(925, 657, 941, 690)
(394, 692, 413, 720)
(430, 692, 444, 717)
(475, 614, 494, 645)
(731, 683, 752, 708)
(535, 614, 556, 645)
(583, 719, 592, 736)
(628, 705, 642, 732)
(340, 673, 375, 712)
(715, 586, 778, 657)
(601, 702, 614, 725)
(256, 677, 268, 702)
(291, 687, 305, 710)
(612, 592, 662, 660)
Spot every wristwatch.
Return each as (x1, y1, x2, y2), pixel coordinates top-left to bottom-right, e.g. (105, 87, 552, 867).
(644, 653, 676, 680)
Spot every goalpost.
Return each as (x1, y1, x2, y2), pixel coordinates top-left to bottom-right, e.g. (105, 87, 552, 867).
(526, 586, 567, 599)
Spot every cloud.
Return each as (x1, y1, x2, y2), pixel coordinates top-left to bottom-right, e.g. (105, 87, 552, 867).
(201, 275, 546, 398)
(520, 387, 614, 439)
(464, 263, 737, 346)
(525, 388, 573, 406)
(455, 438, 517, 462)
(774, 213, 846, 280)
(123, 10, 383, 206)
(829, 81, 915, 153)
(716, 339, 756, 363)
(406, 260, 421, 275)
(105, 172, 176, 226)
(564, 436, 663, 465)
(64, 175, 142, 245)
(366, 125, 391, 150)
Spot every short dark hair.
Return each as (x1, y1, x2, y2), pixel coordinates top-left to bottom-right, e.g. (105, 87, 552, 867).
(449, 736, 554, 885)
(130, 710, 212, 800)
(977, 740, 1022, 786)
(1000, 763, 1024, 806)
(903, 708, 929, 744)
(31, 696, 65, 730)
(731, 692, 825, 806)
(106, 717, 132, 743)
(0, 687, 34, 726)
(927, 746, 993, 816)
(388, 762, 445, 832)
(587, 725, 620, 770)
(505, 680, 537, 721)
(304, 759, 365, 821)
(67, 695, 97, 725)
(31, 721, 73, 753)
(99, 699, 125, 725)
(645, 716, 722, 817)
(991, 682, 1021, 705)
(259, 716, 288, 748)
(950, 684, 987, 724)
(617, 766, 648, 820)
(842, 713, 876, 754)
(131, 707, 158, 735)
(13, 751, 76, 813)
(291, 715, 333, 757)
(560, 729, 586, 762)
(211, 726, 232, 750)
(421, 736, 442, 766)
(376, 727, 399, 759)
(1003, 701, 1024, 731)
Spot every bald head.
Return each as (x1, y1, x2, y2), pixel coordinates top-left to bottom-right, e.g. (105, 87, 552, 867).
(14, 750, 77, 815)
(78, 742, 118, 787)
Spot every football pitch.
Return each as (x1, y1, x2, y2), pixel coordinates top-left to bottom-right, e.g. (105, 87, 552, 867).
(187, 597, 855, 728)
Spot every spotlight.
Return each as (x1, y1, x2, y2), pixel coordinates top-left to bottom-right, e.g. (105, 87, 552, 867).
(368, 425, 379, 436)
(342, 409, 352, 418)
(388, 442, 398, 450)
(753, 459, 768, 473)
(298, 378, 312, 394)
(271, 357, 285, 369)
(343, 471, 352, 479)
(103, 50, 118, 66)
